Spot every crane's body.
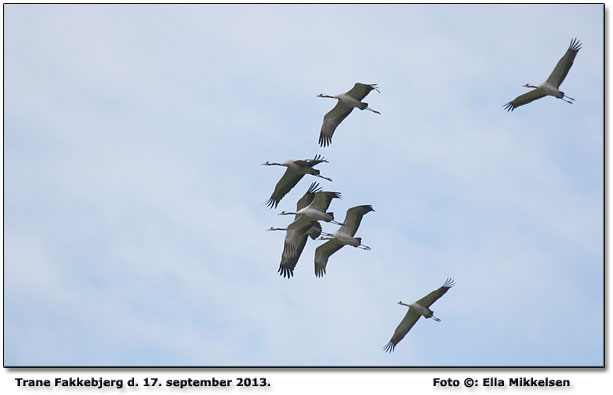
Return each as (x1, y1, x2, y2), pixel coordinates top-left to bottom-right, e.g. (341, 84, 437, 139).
(505, 38, 581, 111)
(314, 205, 374, 277)
(279, 190, 342, 225)
(383, 278, 455, 353)
(318, 83, 381, 147)
(263, 155, 332, 209)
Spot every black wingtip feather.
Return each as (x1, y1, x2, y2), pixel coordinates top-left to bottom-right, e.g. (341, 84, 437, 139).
(306, 182, 322, 195)
(569, 38, 582, 53)
(277, 266, 294, 279)
(383, 342, 395, 353)
(264, 197, 279, 208)
(312, 154, 328, 163)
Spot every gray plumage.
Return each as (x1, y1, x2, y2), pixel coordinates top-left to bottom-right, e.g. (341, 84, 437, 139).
(504, 38, 581, 111)
(383, 278, 455, 353)
(317, 83, 381, 147)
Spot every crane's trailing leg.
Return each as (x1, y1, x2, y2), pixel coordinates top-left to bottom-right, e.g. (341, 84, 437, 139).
(365, 107, 381, 114)
(431, 315, 441, 322)
(357, 244, 371, 250)
(316, 174, 333, 182)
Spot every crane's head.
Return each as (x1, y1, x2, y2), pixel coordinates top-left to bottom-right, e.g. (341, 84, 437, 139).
(523, 83, 538, 89)
(261, 161, 273, 166)
(278, 211, 291, 216)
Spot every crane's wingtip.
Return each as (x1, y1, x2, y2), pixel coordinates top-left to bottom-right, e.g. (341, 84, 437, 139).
(306, 182, 322, 194)
(277, 266, 294, 279)
(383, 342, 395, 353)
(569, 38, 582, 52)
(443, 278, 455, 288)
(263, 198, 279, 208)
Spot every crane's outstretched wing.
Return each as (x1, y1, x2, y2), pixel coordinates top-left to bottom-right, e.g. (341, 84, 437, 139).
(319, 103, 353, 147)
(339, 205, 374, 237)
(296, 182, 321, 213)
(314, 240, 344, 277)
(346, 83, 380, 100)
(294, 154, 329, 168)
(265, 169, 304, 209)
(546, 38, 582, 88)
(415, 278, 455, 308)
(278, 235, 306, 278)
(504, 89, 547, 111)
(282, 216, 315, 259)
(383, 309, 421, 353)
(309, 191, 342, 212)
(277, 222, 321, 279)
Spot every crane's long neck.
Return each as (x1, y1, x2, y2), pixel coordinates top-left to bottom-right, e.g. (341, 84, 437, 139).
(398, 301, 411, 307)
(279, 211, 297, 216)
(317, 94, 337, 99)
(267, 227, 287, 231)
(524, 83, 539, 89)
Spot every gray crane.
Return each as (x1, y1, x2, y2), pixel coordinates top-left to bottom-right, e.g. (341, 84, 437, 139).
(317, 83, 381, 147)
(383, 278, 455, 352)
(278, 190, 342, 225)
(267, 183, 323, 278)
(504, 38, 581, 111)
(314, 205, 374, 277)
(262, 155, 332, 209)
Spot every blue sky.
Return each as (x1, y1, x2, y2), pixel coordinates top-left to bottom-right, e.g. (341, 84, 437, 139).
(3, 4, 603, 366)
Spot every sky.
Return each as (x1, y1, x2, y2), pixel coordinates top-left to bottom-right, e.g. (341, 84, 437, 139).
(3, 4, 604, 367)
